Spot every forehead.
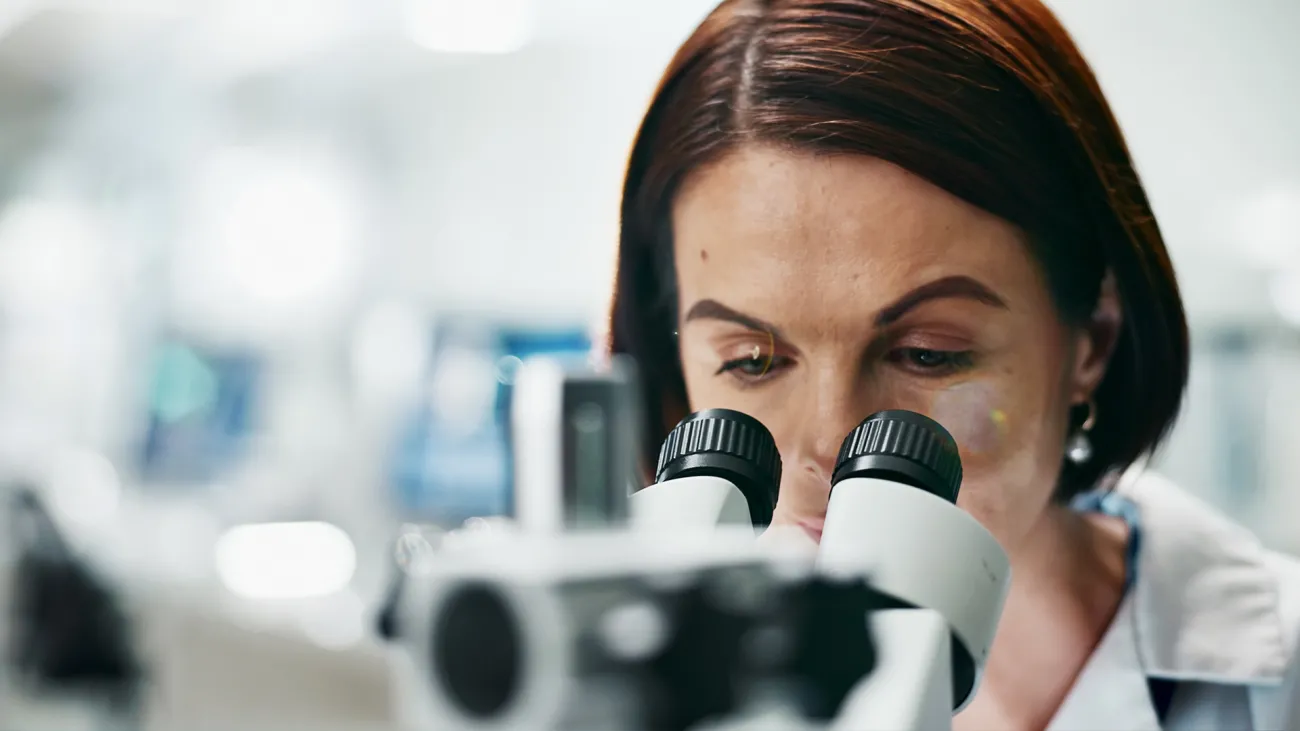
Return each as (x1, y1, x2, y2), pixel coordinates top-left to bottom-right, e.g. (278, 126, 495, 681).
(671, 146, 1046, 325)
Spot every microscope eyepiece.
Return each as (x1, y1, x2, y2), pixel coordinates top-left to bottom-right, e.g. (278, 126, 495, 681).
(831, 410, 962, 504)
(654, 409, 781, 526)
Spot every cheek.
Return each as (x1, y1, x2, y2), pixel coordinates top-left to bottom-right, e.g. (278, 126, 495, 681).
(929, 381, 1007, 456)
(922, 379, 1064, 548)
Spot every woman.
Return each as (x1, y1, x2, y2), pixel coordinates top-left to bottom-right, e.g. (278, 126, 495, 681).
(608, 1, 1300, 729)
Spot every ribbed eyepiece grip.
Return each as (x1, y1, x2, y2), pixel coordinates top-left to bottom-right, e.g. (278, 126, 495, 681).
(655, 409, 781, 526)
(832, 410, 962, 503)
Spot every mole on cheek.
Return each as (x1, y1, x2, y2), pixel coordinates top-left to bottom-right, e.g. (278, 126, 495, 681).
(700, 249, 709, 262)
(928, 380, 1011, 457)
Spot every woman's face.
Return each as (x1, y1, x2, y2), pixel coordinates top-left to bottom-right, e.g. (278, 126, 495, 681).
(672, 145, 1113, 553)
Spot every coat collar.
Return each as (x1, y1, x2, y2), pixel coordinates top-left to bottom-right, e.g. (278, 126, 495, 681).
(1119, 470, 1293, 685)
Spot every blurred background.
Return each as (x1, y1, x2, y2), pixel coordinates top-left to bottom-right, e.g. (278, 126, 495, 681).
(0, 0, 1296, 728)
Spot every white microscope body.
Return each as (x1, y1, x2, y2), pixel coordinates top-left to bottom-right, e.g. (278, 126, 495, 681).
(388, 359, 1010, 731)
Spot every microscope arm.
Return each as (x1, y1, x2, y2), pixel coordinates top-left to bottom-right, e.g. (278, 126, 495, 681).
(832, 608, 953, 731)
(708, 608, 954, 731)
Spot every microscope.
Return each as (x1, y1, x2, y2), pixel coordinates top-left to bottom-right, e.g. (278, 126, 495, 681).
(385, 357, 1011, 731)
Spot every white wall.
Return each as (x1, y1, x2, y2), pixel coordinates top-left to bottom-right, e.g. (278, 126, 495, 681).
(361, 0, 1300, 326)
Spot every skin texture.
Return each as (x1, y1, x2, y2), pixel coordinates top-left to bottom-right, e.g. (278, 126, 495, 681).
(672, 145, 1128, 730)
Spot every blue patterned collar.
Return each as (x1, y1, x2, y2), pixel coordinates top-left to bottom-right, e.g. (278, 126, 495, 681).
(1071, 488, 1144, 596)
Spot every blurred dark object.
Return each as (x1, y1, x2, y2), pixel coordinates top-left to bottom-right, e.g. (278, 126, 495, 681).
(376, 569, 405, 641)
(377, 524, 445, 642)
(6, 486, 144, 711)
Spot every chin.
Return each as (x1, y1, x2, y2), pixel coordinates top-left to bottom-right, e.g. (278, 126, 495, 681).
(956, 491, 1015, 547)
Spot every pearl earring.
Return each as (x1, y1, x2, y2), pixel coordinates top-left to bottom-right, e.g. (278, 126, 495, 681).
(1066, 400, 1097, 464)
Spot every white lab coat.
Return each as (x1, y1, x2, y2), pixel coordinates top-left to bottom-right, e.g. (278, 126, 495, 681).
(1048, 472, 1300, 730)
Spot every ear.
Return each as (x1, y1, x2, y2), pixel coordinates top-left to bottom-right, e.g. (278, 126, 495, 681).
(1069, 270, 1123, 405)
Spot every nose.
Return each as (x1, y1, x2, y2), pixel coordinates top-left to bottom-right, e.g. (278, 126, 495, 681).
(789, 373, 877, 484)
(770, 368, 880, 531)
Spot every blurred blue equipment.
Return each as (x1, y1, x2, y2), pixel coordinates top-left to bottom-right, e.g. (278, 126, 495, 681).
(138, 340, 262, 484)
(389, 318, 591, 524)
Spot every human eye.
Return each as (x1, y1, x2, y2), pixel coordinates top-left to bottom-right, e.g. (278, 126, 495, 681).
(886, 347, 975, 377)
(714, 354, 791, 384)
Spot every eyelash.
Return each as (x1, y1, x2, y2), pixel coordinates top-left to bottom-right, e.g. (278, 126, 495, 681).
(886, 348, 975, 376)
(715, 355, 790, 382)
(714, 348, 975, 384)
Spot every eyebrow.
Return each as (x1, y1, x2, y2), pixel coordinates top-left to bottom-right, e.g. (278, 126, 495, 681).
(682, 275, 1007, 336)
(873, 275, 1008, 326)
(684, 299, 784, 337)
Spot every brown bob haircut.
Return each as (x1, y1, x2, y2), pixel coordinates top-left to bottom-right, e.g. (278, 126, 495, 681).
(609, 0, 1189, 500)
